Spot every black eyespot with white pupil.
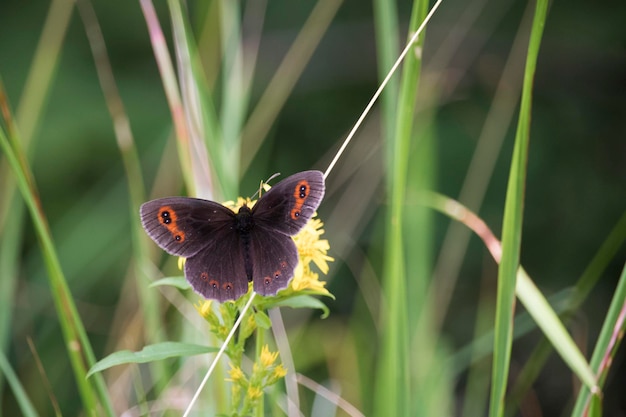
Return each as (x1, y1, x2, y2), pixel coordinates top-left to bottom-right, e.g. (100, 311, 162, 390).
(161, 211, 171, 224)
(299, 185, 307, 198)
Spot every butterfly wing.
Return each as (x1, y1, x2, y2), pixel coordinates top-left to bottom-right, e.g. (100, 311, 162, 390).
(248, 228, 299, 296)
(252, 170, 325, 236)
(140, 197, 235, 258)
(184, 230, 249, 302)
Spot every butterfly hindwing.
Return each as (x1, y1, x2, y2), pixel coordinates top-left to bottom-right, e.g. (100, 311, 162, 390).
(252, 170, 325, 236)
(184, 230, 249, 302)
(140, 197, 235, 258)
(249, 227, 300, 296)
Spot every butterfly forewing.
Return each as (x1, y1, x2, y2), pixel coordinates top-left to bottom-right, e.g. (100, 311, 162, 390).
(252, 170, 325, 236)
(184, 230, 249, 302)
(140, 197, 235, 258)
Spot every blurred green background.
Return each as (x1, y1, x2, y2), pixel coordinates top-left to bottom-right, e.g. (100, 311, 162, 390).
(0, 0, 624, 415)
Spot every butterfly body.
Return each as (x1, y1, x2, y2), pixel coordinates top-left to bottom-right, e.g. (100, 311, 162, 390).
(140, 170, 325, 302)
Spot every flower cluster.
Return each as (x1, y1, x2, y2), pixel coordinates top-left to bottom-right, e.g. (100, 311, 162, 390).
(226, 345, 287, 415)
(289, 217, 333, 294)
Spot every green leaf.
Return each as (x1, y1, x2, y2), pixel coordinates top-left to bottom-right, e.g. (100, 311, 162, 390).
(87, 342, 217, 377)
(271, 295, 330, 318)
(254, 310, 272, 329)
(149, 276, 190, 290)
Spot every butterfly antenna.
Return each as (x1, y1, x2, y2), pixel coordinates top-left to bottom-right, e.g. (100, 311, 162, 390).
(253, 172, 281, 199)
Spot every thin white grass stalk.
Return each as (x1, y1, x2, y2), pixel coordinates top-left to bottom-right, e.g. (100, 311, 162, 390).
(182, 292, 257, 417)
(268, 308, 300, 416)
(323, 0, 443, 181)
(296, 373, 365, 417)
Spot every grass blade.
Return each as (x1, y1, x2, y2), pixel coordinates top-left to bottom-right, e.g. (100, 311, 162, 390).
(515, 269, 596, 387)
(168, 0, 228, 198)
(219, 0, 245, 179)
(571, 260, 626, 416)
(375, 1, 429, 416)
(489, 0, 548, 415)
(140, 0, 195, 195)
(240, 0, 343, 173)
(0, 127, 113, 416)
(0, 0, 73, 391)
(507, 211, 626, 412)
(372, 0, 399, 146)
(0, 351, 40, 417)
(422, 191, 600, 389)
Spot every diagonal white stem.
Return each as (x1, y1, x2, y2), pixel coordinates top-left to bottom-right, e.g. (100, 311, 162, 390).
(323, 0, 444, 181)
(183, 292, 257, 417)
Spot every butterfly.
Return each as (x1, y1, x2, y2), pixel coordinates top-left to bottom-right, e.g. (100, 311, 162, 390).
(140, 170, 325, 302)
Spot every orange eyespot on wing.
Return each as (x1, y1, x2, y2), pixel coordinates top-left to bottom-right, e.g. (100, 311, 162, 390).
(140, 197, 235, 258)
(290, 180, 311, 220)
(252, 170, 325, 236)
(157, 206, 186, 242)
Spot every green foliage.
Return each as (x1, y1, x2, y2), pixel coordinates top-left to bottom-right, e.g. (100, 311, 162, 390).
(87, 342, 218, 377)
(1, 0, 624, 416)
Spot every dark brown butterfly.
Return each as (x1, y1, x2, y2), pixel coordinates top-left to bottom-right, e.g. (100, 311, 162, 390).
(140, 170, 325, 302)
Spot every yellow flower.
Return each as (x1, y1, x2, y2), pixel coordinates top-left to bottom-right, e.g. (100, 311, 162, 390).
(227, 364, 246, 384)
(223, 197, 256, 212)
(260, 345, 279, 368)
(290, 266, 329, 294)
(273, 364, 287, 379)
(247, 386, 263, 400)
(194, 300, 212, 319)
(265, 363, 288, 386)
(293, 218, 334, 274)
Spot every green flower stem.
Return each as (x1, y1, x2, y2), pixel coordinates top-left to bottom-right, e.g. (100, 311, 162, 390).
(254, 326, 265, 417)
